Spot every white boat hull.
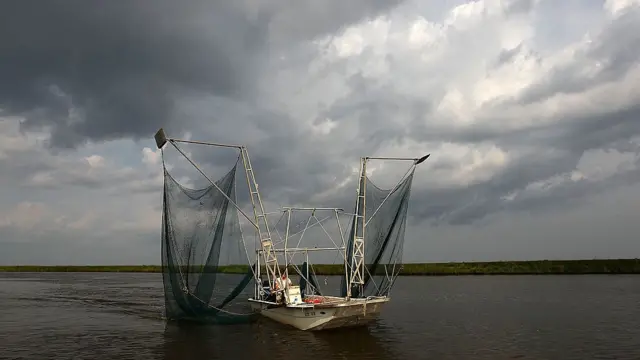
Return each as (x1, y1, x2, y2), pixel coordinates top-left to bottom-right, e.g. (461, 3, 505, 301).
(248, 296, 389, 331)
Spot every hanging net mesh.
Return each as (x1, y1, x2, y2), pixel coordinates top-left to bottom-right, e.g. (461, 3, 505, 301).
(342, 169, 415, 298)
(161, 154, 255, 324)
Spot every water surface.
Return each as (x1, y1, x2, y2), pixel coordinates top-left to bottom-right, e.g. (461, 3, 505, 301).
(1, 273, 639, 359)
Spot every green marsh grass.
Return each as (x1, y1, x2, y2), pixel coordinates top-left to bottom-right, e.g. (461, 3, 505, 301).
(2, 259, 639, 275)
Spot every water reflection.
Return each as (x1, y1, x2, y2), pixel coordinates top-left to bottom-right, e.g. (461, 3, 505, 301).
(301, 325, 399, 359)
(161, 320, 398, 360)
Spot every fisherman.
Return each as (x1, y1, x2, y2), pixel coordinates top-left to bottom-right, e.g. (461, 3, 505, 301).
(282, 272, 293, 289)
(274, 271, 292, 291)
(274, 271, 293, 304)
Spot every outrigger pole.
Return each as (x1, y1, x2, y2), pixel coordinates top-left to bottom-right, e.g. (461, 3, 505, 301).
(154, 128, 258, 230)
(364, 154, 431, 164)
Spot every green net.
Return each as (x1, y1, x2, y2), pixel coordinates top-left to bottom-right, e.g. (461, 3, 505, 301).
(160, 154, 255, 324)
(341, 169, 415, 298)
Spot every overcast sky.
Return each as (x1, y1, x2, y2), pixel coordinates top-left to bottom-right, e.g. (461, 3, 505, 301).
(1, 0, 640, 265)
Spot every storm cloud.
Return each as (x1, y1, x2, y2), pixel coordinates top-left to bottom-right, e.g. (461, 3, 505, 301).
(0, 0, 400, 147)
(1, 0, 640, 264)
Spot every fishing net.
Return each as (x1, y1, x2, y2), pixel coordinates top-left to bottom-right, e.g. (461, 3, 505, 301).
(342, 168, 415, 298)
(161, 154, 255, 324)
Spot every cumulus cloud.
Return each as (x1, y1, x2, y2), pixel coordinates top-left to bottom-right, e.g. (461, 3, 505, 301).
(1, 0, 640, 264)
(251, 0, 640, 226)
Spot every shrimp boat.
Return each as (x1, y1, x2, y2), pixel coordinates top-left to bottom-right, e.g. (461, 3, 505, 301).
(154, 128, 429, 331)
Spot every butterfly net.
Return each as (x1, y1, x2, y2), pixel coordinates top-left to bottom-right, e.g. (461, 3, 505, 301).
(161, 154, 255, 324)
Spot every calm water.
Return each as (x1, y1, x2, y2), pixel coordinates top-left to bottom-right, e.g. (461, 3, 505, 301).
(1, 273, 639, 360)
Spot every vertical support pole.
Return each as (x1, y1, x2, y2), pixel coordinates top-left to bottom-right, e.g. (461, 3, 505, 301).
(239, 147, 281, 292)
(349, 157, 367, 298)
(336, 208, 350, 298)
(255, 250, 261, 299)
(284, 208, 291, 273)
(305, 249, 310, 296)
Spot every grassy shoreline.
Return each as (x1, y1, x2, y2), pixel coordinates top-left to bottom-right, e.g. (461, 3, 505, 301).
(1, 259, 640, 275)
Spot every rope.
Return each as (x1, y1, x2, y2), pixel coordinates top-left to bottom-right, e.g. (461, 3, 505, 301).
(184, 290, 254, 317)
(233, 153, 258, 281)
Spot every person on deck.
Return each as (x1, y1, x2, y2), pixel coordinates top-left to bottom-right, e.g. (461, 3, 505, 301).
(274, 272, 293, 304)
(275, 272, 292, 290)
(282, 272, 292, 289)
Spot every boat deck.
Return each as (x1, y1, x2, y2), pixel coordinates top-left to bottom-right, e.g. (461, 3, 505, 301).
(249, 295, 389, 309)
(293, 295, 389, 308)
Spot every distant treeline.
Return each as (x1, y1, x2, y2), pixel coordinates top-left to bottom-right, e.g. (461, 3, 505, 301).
(2, 259, 640, 275)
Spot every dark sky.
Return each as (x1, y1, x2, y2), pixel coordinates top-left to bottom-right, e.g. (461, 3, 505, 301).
(1, 0, 640, 265)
